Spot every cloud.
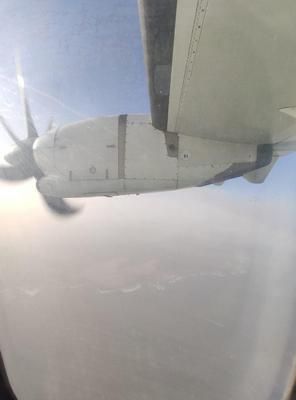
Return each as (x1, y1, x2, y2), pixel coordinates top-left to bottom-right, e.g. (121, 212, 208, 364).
(0, 182, 295, 292)
(0, 182, 296, 400)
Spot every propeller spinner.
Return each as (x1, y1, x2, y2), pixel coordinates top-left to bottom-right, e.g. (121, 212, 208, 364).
(0, 65, 79, 216)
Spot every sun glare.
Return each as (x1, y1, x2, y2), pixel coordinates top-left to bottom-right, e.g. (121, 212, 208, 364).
(16, 74, 25, 89)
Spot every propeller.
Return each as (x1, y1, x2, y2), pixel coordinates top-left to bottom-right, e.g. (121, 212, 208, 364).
(0, 62, 79, 216)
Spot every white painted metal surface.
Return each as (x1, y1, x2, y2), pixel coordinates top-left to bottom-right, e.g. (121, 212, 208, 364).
(168, 0, 296, 144)
(34, 114, 259, 198)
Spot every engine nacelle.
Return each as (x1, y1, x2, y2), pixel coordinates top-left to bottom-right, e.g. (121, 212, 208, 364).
(36, 176, 125, 198)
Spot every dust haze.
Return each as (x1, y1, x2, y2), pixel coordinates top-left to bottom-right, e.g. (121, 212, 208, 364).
(0, 182, 295, 400)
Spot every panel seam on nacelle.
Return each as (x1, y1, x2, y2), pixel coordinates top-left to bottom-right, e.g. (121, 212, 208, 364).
(118, 114, 127, 180)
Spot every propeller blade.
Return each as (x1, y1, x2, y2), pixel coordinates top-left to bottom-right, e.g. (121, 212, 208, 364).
(41, 195, 81, 216)
(0, 164, 33, 180)
(15, 57, 38, 139)
(0, 116, 22, 146)
(46, 118, 54, 132)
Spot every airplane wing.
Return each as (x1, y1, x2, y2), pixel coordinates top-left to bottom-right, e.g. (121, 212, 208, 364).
(138, 0, 296, 145)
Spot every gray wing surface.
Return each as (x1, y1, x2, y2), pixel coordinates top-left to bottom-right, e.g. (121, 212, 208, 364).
(138, 0, 177, 131)
(139, 0, 296, 145)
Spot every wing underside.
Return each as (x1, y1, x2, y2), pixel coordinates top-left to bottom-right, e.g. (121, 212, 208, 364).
(139, 0, 296, 145)
(138, 0, 177, 131)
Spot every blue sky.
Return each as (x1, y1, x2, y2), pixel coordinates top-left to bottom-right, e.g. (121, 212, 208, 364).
(0, 0, 148, 135)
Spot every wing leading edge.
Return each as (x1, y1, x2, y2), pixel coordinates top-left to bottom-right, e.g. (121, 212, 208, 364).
(138, 0, 177, 131)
